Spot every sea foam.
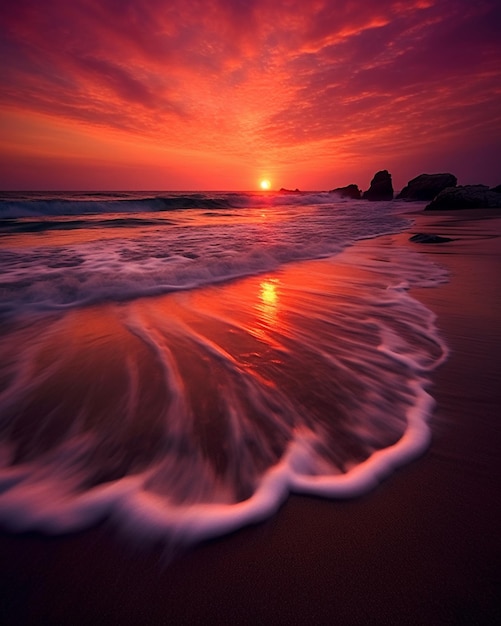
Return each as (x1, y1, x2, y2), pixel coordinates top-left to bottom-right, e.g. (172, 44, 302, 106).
(0, 231, 448, 548)
(0, 196, 412, 317)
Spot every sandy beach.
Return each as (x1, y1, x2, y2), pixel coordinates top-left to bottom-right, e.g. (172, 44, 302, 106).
(1, 210, 500, 625)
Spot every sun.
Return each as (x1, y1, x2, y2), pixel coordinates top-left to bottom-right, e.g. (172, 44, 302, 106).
(260, 179, 271, 190)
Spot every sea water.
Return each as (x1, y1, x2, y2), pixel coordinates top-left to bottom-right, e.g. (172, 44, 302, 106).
(0, 191, 448, 546)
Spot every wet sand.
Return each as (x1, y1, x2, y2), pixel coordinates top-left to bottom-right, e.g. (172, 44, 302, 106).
(1, 210, 500, 625)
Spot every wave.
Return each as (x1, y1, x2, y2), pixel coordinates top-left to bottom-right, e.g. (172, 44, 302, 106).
(0, 235, 347, 317)
(0, 216, 171, 234)
(0, 198, 413, 318)
(0, 191, 350, 219)
(0, 243, 449, 549)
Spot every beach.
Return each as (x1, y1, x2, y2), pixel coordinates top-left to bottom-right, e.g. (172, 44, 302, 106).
(1, 209, 500, 624)
(2, 0, 501, 620)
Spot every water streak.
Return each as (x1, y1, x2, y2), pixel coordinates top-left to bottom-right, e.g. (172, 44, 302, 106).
(0, 241, 448, 547)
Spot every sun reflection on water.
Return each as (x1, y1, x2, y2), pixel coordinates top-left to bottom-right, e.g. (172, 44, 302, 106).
(257, 278, 280, 328)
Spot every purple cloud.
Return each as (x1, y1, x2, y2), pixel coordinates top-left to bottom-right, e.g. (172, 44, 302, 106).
(1, 0, 500, 188)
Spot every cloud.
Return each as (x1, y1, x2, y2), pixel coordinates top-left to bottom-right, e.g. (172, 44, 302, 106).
(1, 0, 500, 188)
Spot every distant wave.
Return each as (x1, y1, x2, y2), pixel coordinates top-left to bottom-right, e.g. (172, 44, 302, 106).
(0, 191, 349, 219)
(0, 196, 228, 218)
(0, 216, 171, 234)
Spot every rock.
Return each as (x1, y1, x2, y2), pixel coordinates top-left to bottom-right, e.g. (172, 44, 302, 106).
(425, 185, 501, 210)
(328, 184, 361, 199)
(491, 184, 501, 194)
(397, 173, 457, 201)
(409, 233, 453, 244)
(279, 187, 301, 193)
(362, 170, 393, 201)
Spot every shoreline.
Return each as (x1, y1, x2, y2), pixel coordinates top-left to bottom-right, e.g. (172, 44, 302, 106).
(1, 210, 500, 624)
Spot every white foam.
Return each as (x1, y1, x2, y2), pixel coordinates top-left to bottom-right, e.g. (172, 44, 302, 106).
(0, 233, 449, 548)
(0, 196, 411, 317)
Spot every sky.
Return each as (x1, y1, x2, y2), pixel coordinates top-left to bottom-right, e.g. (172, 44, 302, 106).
(1, 0, 500, 191)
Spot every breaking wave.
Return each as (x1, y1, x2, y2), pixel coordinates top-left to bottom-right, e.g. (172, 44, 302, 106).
(1, 191, 347, 219)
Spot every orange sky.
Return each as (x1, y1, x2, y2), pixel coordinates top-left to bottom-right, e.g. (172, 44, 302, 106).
(1, 0, 500, 190)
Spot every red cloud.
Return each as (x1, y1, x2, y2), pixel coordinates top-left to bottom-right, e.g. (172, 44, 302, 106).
(1, 0, 500, 188)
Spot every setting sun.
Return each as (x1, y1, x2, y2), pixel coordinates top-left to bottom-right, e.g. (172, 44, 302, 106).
(260, 179, 271, 190)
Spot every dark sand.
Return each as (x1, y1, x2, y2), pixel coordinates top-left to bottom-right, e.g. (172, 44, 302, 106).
(1, 211, 500, 625)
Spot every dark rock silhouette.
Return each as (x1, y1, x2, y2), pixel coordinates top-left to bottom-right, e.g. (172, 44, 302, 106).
(409, 233, 453, 244)
(363, 170, 393, 201)
(426, 185, 501, 210)
(279, 188, 301, 193)
(329, 184, 361, 199)
(398, 173, 457, 201)
(491, 184, 501, 193)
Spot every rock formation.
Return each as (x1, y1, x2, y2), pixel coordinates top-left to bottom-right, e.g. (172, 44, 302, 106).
(279, 188, 301, 194)
(362, 170, 393, 201)
(490, 184, 501, 194)
(409, 233, 452, 244)
(425, 185, 501, 210)
(397, 173, 457, 201)
(329, 184, 361, 199)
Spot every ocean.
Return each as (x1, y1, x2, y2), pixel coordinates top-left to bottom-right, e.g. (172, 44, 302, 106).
(0, 191, 449, 548)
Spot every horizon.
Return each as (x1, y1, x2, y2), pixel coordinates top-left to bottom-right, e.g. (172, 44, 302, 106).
(1, 168, 496, 194)
(1, 1, 500, 190)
